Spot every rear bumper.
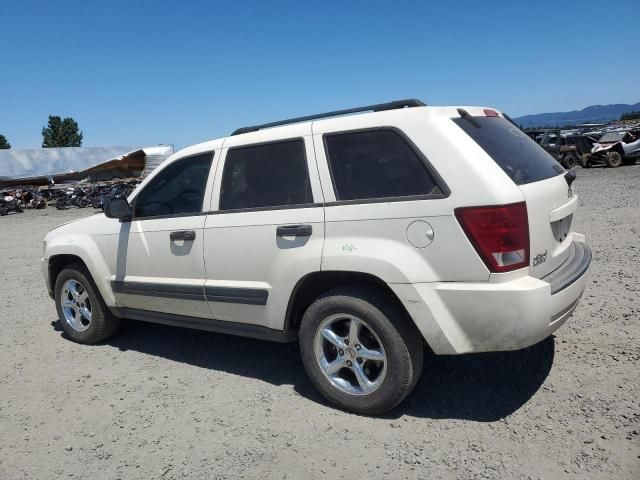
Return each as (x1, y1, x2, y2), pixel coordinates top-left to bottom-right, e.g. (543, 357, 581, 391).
(393, 240, 592, 354)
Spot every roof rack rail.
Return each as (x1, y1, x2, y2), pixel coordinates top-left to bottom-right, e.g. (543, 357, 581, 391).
(231, 98, 426, 136)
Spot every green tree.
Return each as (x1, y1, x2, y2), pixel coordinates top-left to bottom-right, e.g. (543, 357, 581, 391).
(41, 115, 83, 147)
(621, 111, 640, 121)
(0, 134, 10, 149)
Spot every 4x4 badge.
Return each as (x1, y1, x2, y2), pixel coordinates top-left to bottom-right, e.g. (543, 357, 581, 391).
(533, 250, 548, 267)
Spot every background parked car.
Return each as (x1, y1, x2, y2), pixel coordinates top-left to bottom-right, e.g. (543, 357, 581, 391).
(586, 129, 640, 168)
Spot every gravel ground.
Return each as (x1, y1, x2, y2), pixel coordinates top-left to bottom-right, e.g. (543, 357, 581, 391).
(1, 166, 639, 480)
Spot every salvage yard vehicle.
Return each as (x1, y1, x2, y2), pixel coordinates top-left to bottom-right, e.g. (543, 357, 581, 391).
(538, 129, 582, 169)
(586, 129, 640, 168)
(54, 186, 91, 210)
(42, 99, 592, 414)
(0, 192, 24, 216)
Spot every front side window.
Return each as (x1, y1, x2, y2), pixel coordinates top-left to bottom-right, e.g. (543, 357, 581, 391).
(133, 153, 213, 218)
(324, 129, 442, 201)
(220, 139, 312, 210)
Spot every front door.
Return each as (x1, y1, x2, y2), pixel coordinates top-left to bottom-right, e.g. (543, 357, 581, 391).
(111, 152, 216, 319)
(203, 130, 325, 331)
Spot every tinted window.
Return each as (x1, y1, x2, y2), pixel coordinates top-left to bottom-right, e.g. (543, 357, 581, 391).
(324, 129, 441, 201)
(453, 117, 562, 185)
(133, 154, 212, 217)
(220, 140, 312, 210)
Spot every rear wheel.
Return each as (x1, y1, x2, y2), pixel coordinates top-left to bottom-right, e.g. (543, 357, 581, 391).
(54, 265, 121, 344)
(607, 151, 623, 168)
(299, 286, 423, 415)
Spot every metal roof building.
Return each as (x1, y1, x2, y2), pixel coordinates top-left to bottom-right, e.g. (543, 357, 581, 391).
(0, 145, 173, 186)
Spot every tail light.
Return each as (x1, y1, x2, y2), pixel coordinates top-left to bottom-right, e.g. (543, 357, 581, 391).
(455, 202, 529, 273)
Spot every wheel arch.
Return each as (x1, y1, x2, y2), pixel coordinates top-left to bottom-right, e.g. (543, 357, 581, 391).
(46, 243, 115, 307)
(284, 271, 416, 334)
(48, 254, 90, 295)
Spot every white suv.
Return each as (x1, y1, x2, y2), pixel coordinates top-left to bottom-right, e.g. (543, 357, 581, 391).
(42, 99, 591, 414)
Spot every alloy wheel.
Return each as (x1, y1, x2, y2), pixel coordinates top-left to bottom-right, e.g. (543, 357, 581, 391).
(60, 279, 92, 332)
(314, 313, 387, 395)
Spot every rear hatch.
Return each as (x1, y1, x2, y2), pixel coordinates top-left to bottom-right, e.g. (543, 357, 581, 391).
(453, 111, 577, 279)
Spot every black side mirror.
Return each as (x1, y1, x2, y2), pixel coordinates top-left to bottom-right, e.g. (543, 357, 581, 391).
(104, 196, 132, 221)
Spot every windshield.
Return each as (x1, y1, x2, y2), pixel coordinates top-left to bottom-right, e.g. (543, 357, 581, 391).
(598, 132, 624, 143)
(453, 116, 563, 185)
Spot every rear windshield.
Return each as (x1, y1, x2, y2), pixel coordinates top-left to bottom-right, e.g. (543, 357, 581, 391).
(453, 116, 563, 185)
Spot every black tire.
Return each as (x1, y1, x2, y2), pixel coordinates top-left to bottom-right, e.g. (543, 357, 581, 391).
(54, 264, 121, 344)
(0, 205, 8, 216)
(606, 151, 623, 168)
(561, 152, 578, 169)
(55, 198, 68, 210)
(299, 285, 423, 415)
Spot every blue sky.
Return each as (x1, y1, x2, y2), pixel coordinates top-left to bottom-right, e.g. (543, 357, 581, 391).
(1, 0, 638, 149)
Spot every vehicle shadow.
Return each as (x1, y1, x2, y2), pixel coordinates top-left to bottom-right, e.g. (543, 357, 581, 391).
(390, 337, 555, 421)
(50, 319, 554, 422)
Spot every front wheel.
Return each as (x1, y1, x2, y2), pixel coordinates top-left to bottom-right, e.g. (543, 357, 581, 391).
(54, 265, 121, 344)
(607, 151, 623, 168)
(299, 286, 423, 415)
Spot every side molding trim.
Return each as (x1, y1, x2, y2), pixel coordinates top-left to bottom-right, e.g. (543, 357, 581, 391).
(110, 281, 269, 306)
(205, 286, 269, 305)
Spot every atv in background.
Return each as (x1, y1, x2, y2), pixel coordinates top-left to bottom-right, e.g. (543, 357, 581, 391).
(535, 129, 593, 169)
(586, 129, 640, 168)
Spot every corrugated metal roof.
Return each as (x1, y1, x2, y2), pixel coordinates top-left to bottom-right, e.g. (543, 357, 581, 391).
(140, 146, 174, 178)
(0, 145, 173, 181)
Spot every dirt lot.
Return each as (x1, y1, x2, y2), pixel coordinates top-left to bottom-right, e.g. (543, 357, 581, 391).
(1, 166, 639, 480)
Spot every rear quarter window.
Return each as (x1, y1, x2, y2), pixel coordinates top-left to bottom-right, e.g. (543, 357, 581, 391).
(453, 116, 563, 185)
(324, 129, 444, 201)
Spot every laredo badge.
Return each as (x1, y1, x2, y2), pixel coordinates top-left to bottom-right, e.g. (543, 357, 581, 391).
(533, 250, 548, 267)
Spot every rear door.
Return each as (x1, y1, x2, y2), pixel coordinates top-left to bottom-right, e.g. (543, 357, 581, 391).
(452, 113, 576, 278)
(203, 127, 325, 330)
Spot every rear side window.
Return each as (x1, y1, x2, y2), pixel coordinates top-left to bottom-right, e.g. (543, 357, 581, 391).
(134, 154, 212, 218)
(324, 129, 442, 201)
(220, 139, 313, 210)
(453, 116, 563, 185)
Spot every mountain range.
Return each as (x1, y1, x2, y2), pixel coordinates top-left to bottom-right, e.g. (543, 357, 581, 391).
(514, 103, 640, 128)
